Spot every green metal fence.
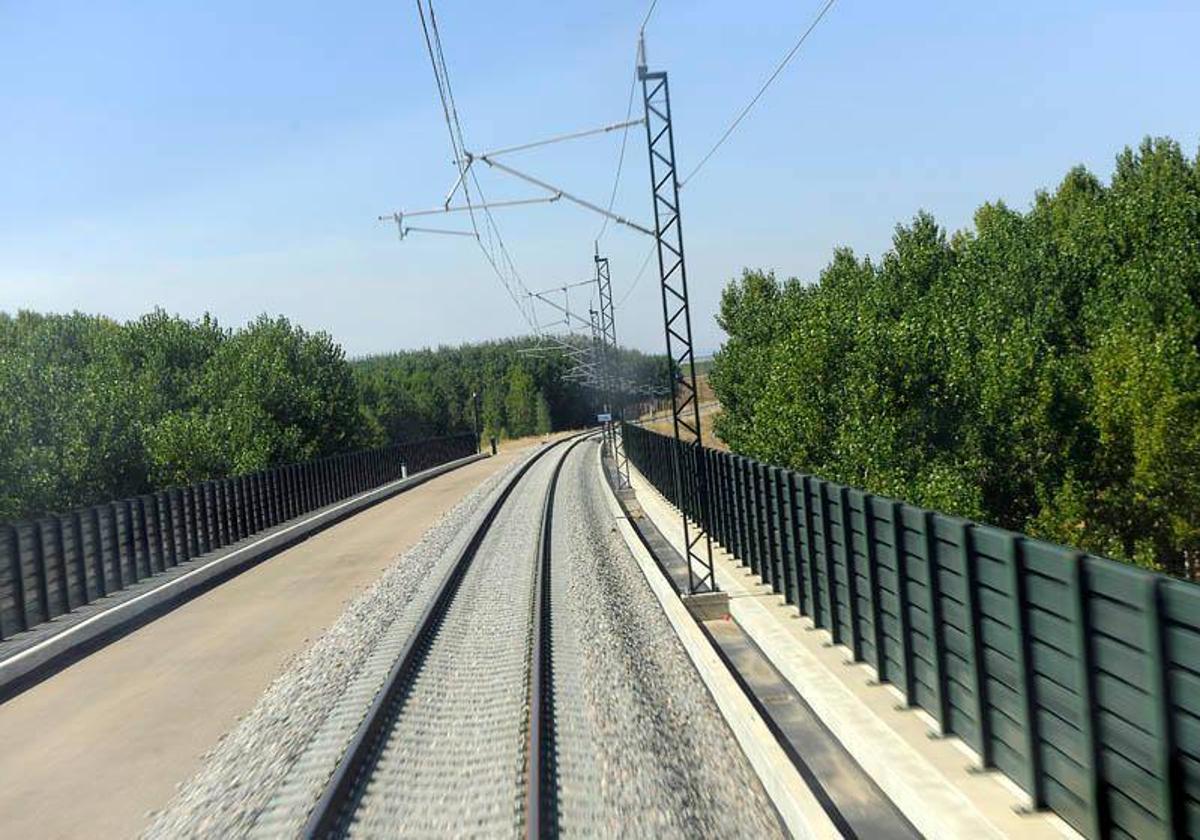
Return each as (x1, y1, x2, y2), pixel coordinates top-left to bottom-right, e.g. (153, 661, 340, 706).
(0, 433, 477, 643)
(623, 422, 1200, 840)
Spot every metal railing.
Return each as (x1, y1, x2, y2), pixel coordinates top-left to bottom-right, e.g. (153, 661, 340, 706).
(622, 422, 1199, 840)
(0, 433, 477, 642)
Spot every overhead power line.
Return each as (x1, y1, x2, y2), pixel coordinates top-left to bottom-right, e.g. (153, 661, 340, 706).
(415, 0, 537, 329)
(615, 242, 657, 310)
(639, 0, 660, 33)
(679, 0, 838, 188)
(596, 73, 638, 242)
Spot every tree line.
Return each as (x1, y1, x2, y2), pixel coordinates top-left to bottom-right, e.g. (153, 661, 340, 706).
(353, 338, 667, 445)
(0, 310, 665, 522)
(711, 137, 1200, 576)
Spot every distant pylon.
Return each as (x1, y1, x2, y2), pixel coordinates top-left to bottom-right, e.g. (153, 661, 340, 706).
(595, 245, 630, 490)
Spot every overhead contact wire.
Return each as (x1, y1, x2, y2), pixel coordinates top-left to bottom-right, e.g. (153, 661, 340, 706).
(418, 0, 537, 329)
(680, 0, 838, 187)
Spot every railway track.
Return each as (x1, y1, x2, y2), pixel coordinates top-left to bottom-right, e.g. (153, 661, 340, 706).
(302, 434, 586, 838)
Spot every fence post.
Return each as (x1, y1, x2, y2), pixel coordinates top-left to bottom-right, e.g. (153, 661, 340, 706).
(788, 473, 810, 617)
(776, 468, 797, 605)
(710, 453, 729, 544)
(197, 486, 213, 555)
(755, 463, 771, 588)
(708, 451, 722, 544)
(239, 476, 253, 536)
(146, 495, 163, 572)
(231, 480, 245, 543)
(861, 492, 886, 681)
(172, 490, 186, 564)
(210, 484, 225, 549)
(892, 501, 915, 705)
(124, 499, 141, 580)
(1146, 575, 1182, 838)
(86, 507, 105, 598)
(138, 496, 156, 575)
(286, 466, 297, 518)
(309, 460, 320, 509)
(1006, 535, 1044, 809)
(230, 478, 245, 539)
(203, 484, 218, 550)
(2, 524, 27, 636)
(723, 454, 736, 553)
(960, 522, 992, 766)
(818, 482, 840, 644)
(923, 511, 949, 733)
(29, 523, 51, 624)
(159, 493, 176, 568)
(708, 452, 722, 546)
(801, 476, 823, 628)
(138, 496, 156, 574)
(266, 470, 280, 527)
(171, 490, 190, 564)
(734, 457, 749, 564)
(285, 466, 299, 519)
(210, 481, 224, 547)
(240, 477, 253, 536)
(106, 501, 125, 588)
(767, 466, 784, 594)
(49, 518, 70, 614)
(59, 515, 78, 607)
(840, 487, 862, 661)
(1069, 554, 1103, 837)
(739, 458, 758, 578)
(754, 463, 768, 586)
(254, 473, 265, 530)
(66, 512, 88, 605)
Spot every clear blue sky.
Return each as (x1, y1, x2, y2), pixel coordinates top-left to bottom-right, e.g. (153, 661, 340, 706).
(3, 1, 1199, 356)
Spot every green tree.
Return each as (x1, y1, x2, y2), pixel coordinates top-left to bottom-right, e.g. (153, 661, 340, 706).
(0, 311, 669, 520)
(535, 391, 552, 435)
(711, 136, 1200, 575)
(0, 311, 145, 519)
(144, 315, 362, 484)
(504, 364, 536, 438)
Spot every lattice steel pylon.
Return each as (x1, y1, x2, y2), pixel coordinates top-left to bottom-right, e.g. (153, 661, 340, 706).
(595, 246, 631, 490)
(638, 41, 715, 594)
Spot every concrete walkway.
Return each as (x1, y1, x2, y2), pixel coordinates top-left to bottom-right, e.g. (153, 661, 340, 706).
(0, 447, 526, 840)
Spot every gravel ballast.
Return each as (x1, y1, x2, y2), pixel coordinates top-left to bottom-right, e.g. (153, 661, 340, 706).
(547, 439, 785, 838)
(336, 440, 561, 836)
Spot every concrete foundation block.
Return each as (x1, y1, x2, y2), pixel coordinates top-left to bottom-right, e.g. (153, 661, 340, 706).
(683, 591, 730, 621)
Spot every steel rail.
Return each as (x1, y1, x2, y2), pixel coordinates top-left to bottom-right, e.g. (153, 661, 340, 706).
(301, 434, 583, 839)
(526, 433, 589, 838)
